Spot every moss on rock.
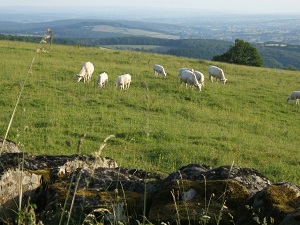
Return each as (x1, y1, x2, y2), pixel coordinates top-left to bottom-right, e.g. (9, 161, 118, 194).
(149, 179, 250, 225)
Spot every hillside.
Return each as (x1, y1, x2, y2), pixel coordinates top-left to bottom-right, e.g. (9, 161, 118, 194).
(1, 40, 300, 186)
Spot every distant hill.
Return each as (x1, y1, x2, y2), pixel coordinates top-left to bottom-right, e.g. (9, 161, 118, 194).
(0, 18, 299, 70)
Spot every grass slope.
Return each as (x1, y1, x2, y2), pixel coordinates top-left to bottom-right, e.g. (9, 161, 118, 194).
(1, 40, 300, 185)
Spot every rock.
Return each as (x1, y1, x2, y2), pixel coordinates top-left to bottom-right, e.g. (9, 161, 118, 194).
(0, 154, 299, 225)
(151, 163, 270, 225)
(43, 166, 163, 225)
(0, 152, 119, 224)
(165, 164, 271, 196)
(0, 168, 43, 223)
(0, 138, 21, 153)
(236, 182, 300, 225)
(149, 179, 250, 225)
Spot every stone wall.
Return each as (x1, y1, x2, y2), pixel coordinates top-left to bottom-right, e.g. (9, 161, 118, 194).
(0, 152, 300, 225)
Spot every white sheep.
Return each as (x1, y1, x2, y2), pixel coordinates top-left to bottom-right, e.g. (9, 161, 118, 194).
(178, 68, 191, 75)
(179, 69, 202, 91)
(154, 64, 167, 77)
(208, 65, 227, 84)
(194, 70, 205, 86)
(287, 91, 300, 105)
(77, 61, 94, 82)
(115, 74, 131, 90)
(178, 68, 204, 86)
(97, 72, 108, 88)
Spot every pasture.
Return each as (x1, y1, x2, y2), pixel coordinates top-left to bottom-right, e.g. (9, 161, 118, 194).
(0, 40, 300, 186)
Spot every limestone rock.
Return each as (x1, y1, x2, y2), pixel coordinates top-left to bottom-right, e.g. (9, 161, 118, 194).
(149, 179, 250, 225)
(0, 152, 118, 224)
(0, 138, 21, 153)
(165, 164, 271, 196)
(236, 182, 300, 225)
(42, 166, 166, 224)
(0, 154, 299, 225)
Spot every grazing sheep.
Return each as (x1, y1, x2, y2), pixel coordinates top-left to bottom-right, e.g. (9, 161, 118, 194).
(178, 68, 191, 75)
(179, 69, 202, 91)
(115, 74, 131, 90)
(97, 72, 108, 88)
(208, 65, 227, 84)
(77, 62, 94, 82)
(194, 70, 205, 86)
(287, 91, 300, 105)
(154, 64, 167, 77)
(178, 68, 205, 86)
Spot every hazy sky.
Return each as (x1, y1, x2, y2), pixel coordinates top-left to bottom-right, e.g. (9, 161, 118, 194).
(1, 0, 300, 14)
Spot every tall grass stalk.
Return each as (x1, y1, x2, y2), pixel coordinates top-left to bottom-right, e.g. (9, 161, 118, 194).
(142, 180, 147, 225)
(78, 134, 115, 223)
(203, 175, 207, 214)
(0, 29, 53, 224)
(67, 170, 82, 225)
(17, 152, 26, 225)
(202, 174, 216, 223)
(171, 189, 181, 225)
(216, 161, 235, 225)
(59, 172, 76, 225)
(1, 28, 52, 155)
(177, 172, 191, 224)
(70, 135, 116, 225)
(0, 58, 35, 155)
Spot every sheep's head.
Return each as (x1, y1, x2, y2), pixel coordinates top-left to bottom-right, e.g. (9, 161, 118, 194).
(195, 84, 202, 91)
(222, 78, 228, 84)
(77, 74, 83, 82)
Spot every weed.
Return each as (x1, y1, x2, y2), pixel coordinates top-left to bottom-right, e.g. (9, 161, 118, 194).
(16, 198, 41, 225)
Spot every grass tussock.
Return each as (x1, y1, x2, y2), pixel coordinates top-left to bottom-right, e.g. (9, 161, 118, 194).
(0, 39, 300, 187)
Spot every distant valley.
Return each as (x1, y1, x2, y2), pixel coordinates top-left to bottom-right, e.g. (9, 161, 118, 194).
(0, 11, 299, 70)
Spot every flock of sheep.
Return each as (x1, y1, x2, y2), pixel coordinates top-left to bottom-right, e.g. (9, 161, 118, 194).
(76, 61, 227, 91)
(76, 61, 300, 104)
(76, 61, 131, 90)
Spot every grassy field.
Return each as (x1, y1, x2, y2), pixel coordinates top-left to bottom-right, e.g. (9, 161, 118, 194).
(1, 40, 300, 186)
(100, 45, 174, 53)
(92, 25, 179, 39)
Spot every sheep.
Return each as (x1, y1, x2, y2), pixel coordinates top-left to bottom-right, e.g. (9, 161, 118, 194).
(77, 61, 94, 82)
(154, 64, 167, 77)
(208, 65, 227, 84)
(115, 74, 131, 90)
(179, 69, 202, 91)
(194, 70, 205, 86)
(178, 68, 205, 86)
(287, 91, 300, 105)
(97, 72, 108, 88)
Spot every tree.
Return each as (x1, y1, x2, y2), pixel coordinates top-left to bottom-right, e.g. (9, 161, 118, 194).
(212, 39, 263, 67)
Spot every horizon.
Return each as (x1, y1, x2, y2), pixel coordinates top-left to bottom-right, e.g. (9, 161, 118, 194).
(1, 1, 300, 13)
(1, 5, 300, 22)
(1, 0, 300, 17)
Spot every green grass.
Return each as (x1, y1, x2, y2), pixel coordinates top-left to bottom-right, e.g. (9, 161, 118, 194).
(1, 40, 300, 186)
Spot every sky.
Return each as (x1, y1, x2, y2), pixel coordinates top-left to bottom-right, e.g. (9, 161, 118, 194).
(1, 0, 300, 14)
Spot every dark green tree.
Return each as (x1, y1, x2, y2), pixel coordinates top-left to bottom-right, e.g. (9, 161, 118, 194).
(212, 39, 263, 67)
